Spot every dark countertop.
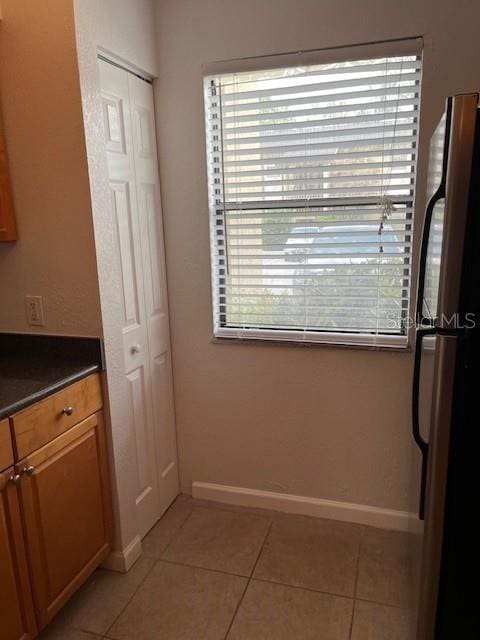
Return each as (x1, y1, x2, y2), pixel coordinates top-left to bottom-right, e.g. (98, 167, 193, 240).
(0, 334, 104, 420)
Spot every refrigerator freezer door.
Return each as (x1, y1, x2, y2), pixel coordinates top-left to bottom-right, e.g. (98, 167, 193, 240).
(416, 334, 457, 640)
(437, 94, 478, 328)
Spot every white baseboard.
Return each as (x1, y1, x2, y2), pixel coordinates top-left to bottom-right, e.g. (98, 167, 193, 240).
(192, 481, 419, 533)
(102, 535, 143, 573)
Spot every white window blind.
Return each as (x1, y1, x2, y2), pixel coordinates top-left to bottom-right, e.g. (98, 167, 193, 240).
(204, 46, 422, 347)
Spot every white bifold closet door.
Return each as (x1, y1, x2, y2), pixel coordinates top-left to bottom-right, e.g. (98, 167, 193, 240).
(99, 58, 179, 539)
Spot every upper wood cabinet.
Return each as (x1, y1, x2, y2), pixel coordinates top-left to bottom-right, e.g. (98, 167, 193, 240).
(0, 130, 17, 241)
(0, 468, 37, 640)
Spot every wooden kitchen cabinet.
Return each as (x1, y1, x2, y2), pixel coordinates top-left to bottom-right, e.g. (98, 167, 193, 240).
(0, 373, 112, 635)
(0, 468, 37, 640)
(0, 130, 17, 242)
(0, 418, 14, 472)
(16, 410, 113, 630)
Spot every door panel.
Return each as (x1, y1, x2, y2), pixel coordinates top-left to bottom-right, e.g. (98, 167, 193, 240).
(152, 354, 179, 501)
(411, 333, 458, 638)
(436, 95, 477, 327)
(100, 60, 162, 538)
(126, 366, 156, 520)
(111, 181, 142, 326)
(416, 336, 458, 640)
(99, 59, 179, 538)
(18, 413, 112, 630)
(0, 470, 37, 640)
(128, 72, 179, 507)
(102, 95, 126, 154)
(138, 183, 170, 355)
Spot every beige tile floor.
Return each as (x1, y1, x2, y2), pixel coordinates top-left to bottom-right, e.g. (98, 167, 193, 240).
(39, 495, 414, 640)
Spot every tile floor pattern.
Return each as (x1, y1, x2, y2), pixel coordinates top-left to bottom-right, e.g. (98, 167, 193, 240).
(39, 495, 414, 640)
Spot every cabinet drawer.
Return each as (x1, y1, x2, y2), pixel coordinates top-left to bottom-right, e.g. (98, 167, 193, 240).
(11, 374, 103, 459)
(0, 419, 14, 472)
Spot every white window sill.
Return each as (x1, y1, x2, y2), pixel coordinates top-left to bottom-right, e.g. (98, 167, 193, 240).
(213, 328, 410, 351)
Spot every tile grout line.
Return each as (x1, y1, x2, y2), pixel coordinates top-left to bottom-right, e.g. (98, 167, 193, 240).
(159, 557, 366, 603)
(159, 557, 252, 580)
(157, 525, 403, 603)
(223, 516, 274, 640)
(184, 495, 276, 519)
(222, 573, 250, 640)
(102, 499, 196, 639)
(102, 557, 161, 639)
(251, 576, 355, 600)
(160, 502, 196, 558)
(354, 596, 410, 610)
(348, 525, 366, 640)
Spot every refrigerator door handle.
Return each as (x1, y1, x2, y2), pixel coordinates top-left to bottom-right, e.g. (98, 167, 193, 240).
(416, 191, 445, 320)
(412, 328, 437, 519)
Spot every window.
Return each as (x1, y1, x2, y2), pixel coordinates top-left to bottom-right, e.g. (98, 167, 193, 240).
(204, 43, 422, 347)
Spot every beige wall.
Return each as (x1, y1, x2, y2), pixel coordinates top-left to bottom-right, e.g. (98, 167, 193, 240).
(96, 0, 158, 76)
(0, 0, 102, 336)
(154, 0, 480, 512)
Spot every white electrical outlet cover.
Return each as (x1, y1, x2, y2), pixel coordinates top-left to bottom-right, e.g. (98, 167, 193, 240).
(25, 295, 45, 326)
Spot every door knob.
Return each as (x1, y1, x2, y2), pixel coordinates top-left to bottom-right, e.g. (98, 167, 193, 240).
(23, 466, 35, 477)
(62, 406, 74, 417)
(131, 344, 141, 354)
(9, 474, 22, 486)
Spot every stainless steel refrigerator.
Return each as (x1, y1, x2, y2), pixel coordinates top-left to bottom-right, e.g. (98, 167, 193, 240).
(412, 93, 480, 639)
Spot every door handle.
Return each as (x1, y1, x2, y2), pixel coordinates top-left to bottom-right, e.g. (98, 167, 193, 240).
(9, 473, 22, 486)
(416, 190, 445, 321)
(412, 328, 437, 519)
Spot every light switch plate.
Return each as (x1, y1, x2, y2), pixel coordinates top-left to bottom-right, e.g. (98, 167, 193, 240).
(25, 295, 45, 326)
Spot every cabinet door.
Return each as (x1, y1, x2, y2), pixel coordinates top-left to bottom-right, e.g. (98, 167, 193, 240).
(0, 469, 37, 640)
(99, 60, 179, 539)
(0, 418, 14, 472)
(0, 131, 18, 242)
(18, 412, 113, 630)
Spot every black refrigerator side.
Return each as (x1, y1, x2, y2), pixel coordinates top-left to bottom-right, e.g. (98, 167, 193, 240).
(434, 106, 480, 640)
(412, 94, 479, 640)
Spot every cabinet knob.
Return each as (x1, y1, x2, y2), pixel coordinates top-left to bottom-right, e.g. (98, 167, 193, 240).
(62, 406, 74, 417)
(23, 466, 35, 477)
(9, 474, 22, 486)
(131, 344, 141, 354)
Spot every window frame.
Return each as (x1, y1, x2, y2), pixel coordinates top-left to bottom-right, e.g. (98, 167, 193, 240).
(203, 39, 423, 349)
